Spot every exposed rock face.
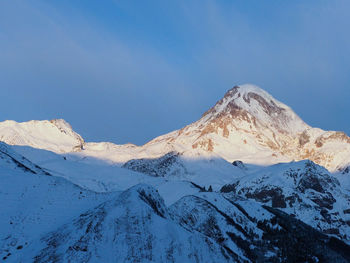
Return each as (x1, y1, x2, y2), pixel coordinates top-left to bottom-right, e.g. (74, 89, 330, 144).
(20, 185, 234, 263)
(232, 160, 247, 170)
(341, 166, 350, 174)
(0, 84, 349, 171)
(142, 84, 350, 172)
(2, 84, 350, 262)
(122, 151, 245, 190)
(220, 160, 350, 243)
(2, 142, 350, 262)
(49, 119, 85, 151)
(123, 152, 186, 177)
(15, 184, 350, 263)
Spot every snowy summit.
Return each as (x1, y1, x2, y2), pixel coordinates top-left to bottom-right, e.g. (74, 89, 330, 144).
(1, 85, 350, 262)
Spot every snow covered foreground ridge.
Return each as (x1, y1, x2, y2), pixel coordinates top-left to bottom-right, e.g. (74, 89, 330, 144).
(1, 84, 350, 172)
(2, 148, 350, 263)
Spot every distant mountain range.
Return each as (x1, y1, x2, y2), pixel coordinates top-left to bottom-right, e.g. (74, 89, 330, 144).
(1, 84, 350, 262)
(1, 85, 349, 172)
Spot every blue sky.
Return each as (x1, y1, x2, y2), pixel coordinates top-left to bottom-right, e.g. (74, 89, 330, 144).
(1, 0, 349, 145)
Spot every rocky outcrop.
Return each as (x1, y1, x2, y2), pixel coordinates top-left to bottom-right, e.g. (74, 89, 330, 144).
(20, 185, 234, 263)
(122, 152, 186, 177)
(141, 85, 350, 172)
(220, 160, 350, 243)
(1, 85, 349, 171)
(15, 184, 350, 262)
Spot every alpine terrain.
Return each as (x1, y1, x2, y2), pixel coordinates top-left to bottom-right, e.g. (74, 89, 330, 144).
(1, 84, 350, 262)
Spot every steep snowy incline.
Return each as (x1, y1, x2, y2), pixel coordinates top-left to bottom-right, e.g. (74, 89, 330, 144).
(13, 184, 350, 263)
(0, 143, 111, 262)
(0, 144, 206, 262)
(1, 142, 350, 262)
(200, 84, 308, 134)
(15, 184, 234, 263)
(0, 142, 51, 175)
(7, 144, 207, 197)
(220, 160, 350, 243)
(136, 84, 350, 171)
(0, 119, 84, 153)
(76, 84, 350, 172)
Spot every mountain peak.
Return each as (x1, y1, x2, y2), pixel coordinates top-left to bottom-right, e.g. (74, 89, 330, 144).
(224, 84, 272, 99)
(1, 85, 349, 173)
(202, 84, 308, 135)
(50, 118, 72, 129)
(0, 119, 84, 153)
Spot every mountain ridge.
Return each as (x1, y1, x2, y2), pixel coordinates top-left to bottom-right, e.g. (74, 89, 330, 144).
(1, 84, 349, 172)
(1, 82, 350, 262)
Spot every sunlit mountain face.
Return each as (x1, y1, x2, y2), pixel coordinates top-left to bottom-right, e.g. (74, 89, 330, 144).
(1, 85, 350, 262)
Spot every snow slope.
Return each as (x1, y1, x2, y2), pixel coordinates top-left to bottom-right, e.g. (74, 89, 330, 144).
(0, 143, 111, 261)
(0, 144, 203, 262)
(1, 143, 350, 262)
(0, 119, 84, 153)
(136, 84, 350, 171)
(12, 184, 350, 263)
(220, 160, 350, 243)
(15, 185, 234, 263)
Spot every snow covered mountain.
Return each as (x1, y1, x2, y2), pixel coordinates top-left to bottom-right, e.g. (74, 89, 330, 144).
(0, 143, 214, 262)
(120, 151, 350, 244)
(17, 184, 234, 263)
(3, 142, 349, 262)
(0, 142, 110, 261)
(1, 84, 350, 262)
(138, 84, 350, 172)
(8, 180, 350, 262)
(0, 119, 84, 153)
(220, 160, 350, 243)
(1, 84, 349, 172)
